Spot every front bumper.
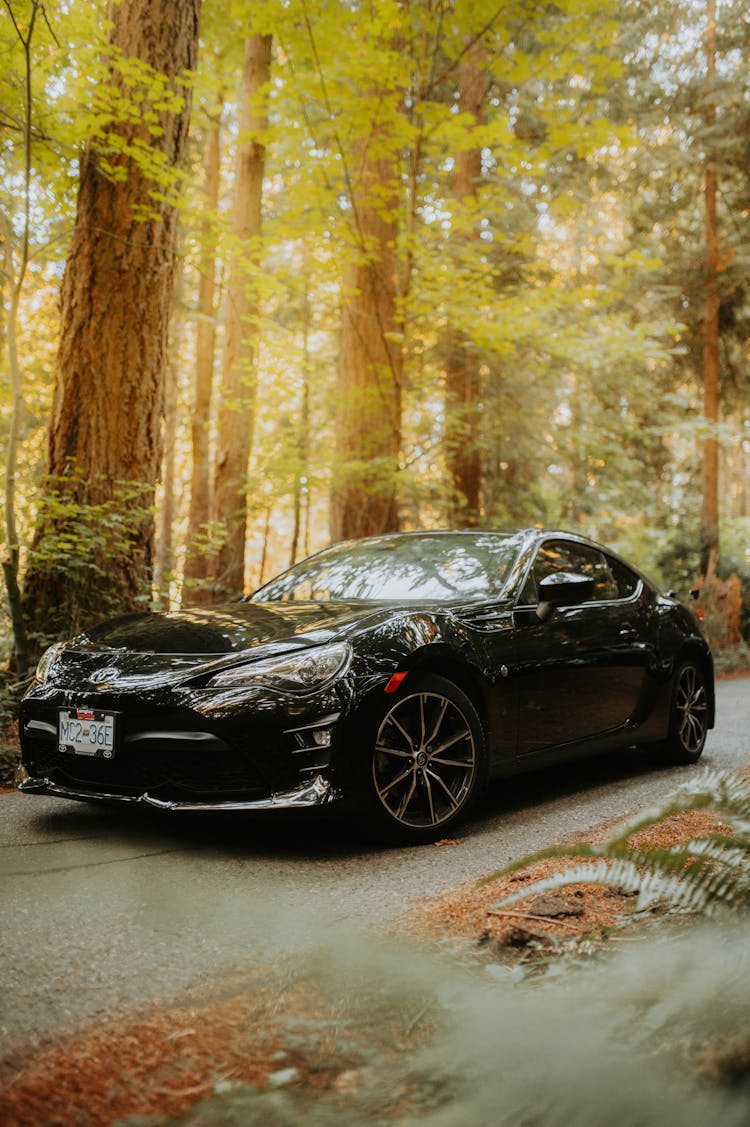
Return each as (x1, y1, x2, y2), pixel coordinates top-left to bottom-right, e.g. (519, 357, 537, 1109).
(19, 677, 349, 808)
(16, 767, 336, 812)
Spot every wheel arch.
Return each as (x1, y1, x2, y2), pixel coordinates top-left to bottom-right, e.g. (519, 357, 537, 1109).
(346, 651, 490, 735)
(399, 651, 491, 744)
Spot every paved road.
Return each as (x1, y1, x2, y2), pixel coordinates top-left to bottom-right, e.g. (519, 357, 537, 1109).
(1, 677, 747, 1057)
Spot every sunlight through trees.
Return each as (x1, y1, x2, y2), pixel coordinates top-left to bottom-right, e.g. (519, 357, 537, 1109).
(1, 0, 748, 662)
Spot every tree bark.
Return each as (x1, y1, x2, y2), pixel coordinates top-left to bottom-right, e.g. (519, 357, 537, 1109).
(211, 34, 271, 600)
(330, 136, 403, 542)
(22, 0, 201, 639)
(184, 101, 223, 601)
(701, 0, 720, 576)
(3, 213, 32, 676)
(290, 254, 312, 566)
(2, 3, 41, 675)
(444, 50, 485, 528)
(154, 255, 185, 606)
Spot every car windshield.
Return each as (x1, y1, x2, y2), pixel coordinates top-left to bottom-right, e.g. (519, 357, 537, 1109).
(251, 532, 526, 603)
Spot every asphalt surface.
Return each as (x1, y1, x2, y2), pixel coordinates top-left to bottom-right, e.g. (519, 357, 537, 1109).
(1, 676, 748, 1058)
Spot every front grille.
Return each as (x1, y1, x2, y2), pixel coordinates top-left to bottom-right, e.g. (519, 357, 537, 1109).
(22, 735, 268, 801)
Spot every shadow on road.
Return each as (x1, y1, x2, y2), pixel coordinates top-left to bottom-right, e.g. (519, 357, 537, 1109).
(21, 741, 679, 862)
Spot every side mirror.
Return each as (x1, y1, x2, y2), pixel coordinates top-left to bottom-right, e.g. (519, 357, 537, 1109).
(536, 572, 594, 622)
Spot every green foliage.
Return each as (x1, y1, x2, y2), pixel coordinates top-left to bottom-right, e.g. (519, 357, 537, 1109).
(30, 479, 151, 581)
(1, 0, 749, 627)
(489, 769, 750, 918)
(86, 42, 198, 213)
(27, 472, 155, 640)
(0, 0, 107, 234)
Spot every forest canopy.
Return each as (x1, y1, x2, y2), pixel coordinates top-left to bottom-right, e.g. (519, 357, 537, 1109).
(1, 0, 749, 667)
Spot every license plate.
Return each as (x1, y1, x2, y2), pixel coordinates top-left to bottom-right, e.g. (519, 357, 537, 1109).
(58, 708, 116, 758)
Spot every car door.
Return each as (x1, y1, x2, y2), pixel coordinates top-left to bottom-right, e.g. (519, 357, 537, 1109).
(511, 539, 650, 755)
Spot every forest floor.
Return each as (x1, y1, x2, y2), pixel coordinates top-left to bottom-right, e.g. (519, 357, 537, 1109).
(1, 793, 748, 1127)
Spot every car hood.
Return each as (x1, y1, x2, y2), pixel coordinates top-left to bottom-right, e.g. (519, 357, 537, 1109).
(34, 600, 398, 693)
(79, 599, 386, 656)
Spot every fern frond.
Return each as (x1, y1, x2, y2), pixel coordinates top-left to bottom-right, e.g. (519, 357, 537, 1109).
(495, 859, 646, 908)
(680, 768, 750, 818)
(490, 770, 750, 919)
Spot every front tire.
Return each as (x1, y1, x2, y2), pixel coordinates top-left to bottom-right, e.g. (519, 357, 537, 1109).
(661, 659, 709, 764)
(359, 673, 486, 845)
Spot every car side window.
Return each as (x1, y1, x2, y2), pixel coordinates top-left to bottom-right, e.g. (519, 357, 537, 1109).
(608, 556, 639, 599)
(519, 570, 538, 605)
(526, 541, 619, 603)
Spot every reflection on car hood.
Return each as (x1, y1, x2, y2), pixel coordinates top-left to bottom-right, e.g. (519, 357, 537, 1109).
(78, 599, 388, 655)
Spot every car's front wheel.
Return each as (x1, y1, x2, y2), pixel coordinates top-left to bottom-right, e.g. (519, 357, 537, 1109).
(661, 659, 709, 764)
(359, 673, 486, 845)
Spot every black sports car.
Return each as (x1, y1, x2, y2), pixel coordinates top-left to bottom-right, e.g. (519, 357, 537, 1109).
(18, 529, 714, 844)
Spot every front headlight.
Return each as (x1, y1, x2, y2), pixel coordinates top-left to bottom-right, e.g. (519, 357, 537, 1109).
(34, 642, 65, 685)
(208, 642, 351, 692)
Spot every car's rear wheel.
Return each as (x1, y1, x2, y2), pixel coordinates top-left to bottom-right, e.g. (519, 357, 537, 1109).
(360, 673, 486, 845)
(661, 659, 709, 764)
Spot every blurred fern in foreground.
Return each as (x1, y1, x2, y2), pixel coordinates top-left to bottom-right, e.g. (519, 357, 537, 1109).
(491, 769, 750, 917)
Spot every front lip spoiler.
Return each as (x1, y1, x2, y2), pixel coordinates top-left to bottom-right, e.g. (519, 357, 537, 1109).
(16, 771, 336, 812)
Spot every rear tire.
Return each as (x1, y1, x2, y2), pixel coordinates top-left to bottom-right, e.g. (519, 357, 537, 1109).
(357, 673, 487, 846)
(660, 659, 709, 764)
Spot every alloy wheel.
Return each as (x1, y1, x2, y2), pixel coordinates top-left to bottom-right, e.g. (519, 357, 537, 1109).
(372, 689, 477, 830)
(675, 663, 708, 756)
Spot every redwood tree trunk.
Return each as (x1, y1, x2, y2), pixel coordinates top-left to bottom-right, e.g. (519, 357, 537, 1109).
(211, 34, 272, 600)
(701, 0, 720, 576)
(290, 255, 312, 566)
(444, 51, 485, 528)
(22, 0, 200, 638)
(154, 255, 185, 606)
(330, 139, 403, 542)
(184, 102, 223, 601)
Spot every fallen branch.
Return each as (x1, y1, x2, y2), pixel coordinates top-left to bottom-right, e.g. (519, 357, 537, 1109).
(486, 909, 582, 931)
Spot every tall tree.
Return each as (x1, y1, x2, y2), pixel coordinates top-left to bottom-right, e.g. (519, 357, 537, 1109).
(606, 0, 749, 580)
(184, 97, 223, 601)
(701, 0, 720, 575)
(211, 32, 271, 599)
(154, 252, 185, 604)
(331, 127, 403, 541)
(289, 249, 313, 565)
(1, 0, 43, 673)
(443, 45, 486, 528)
(22, 0, 201, 638)
(327, 3, 407, 542)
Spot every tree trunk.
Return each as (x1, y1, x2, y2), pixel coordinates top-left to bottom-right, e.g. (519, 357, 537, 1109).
(330, 137, 403, 542)
(3, 216, 32, 676)
(22, 0, 200, 640)
(211, 34, 271, 600)
(444, 51, 485, 528)
(701, 0, 720, 576)
(739, 409, 749, 519)
(2, 5, 40, 675)
(290, 255, 312, 566)
(184, 101, 223, 602)
(257, 502, 273, 587)
(154, 255, 184, 606)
